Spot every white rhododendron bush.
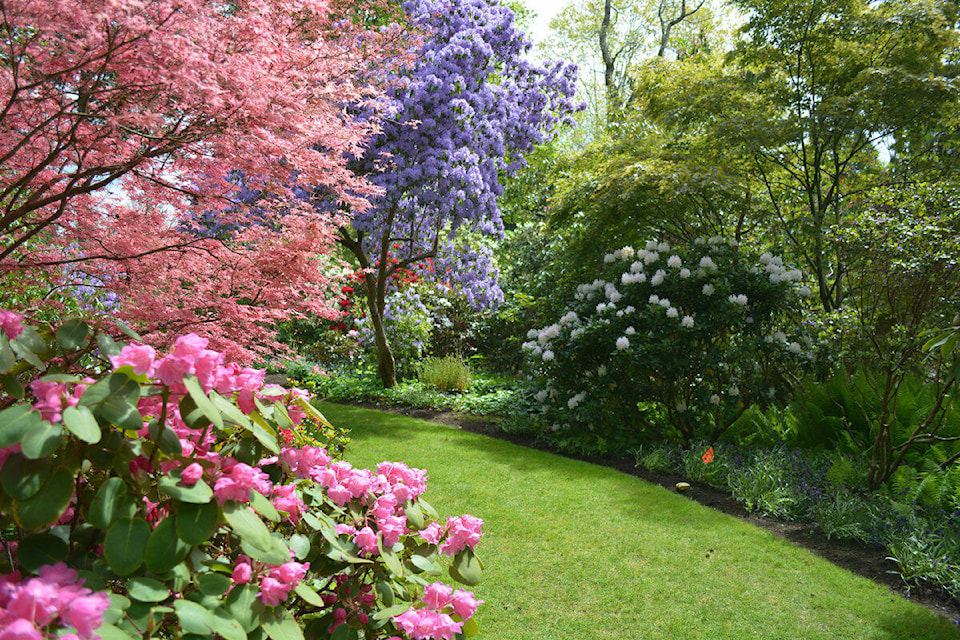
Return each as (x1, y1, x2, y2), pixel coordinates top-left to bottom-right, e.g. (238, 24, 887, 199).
(523, 238, 811, 452)
(0, 313, 484, 640)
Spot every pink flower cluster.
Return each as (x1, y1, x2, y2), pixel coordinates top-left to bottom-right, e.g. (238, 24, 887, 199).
(111, 335, 269, 412)
(230, 557, 309, 608)
(29, 379, 91, 424)
(0, 563, 110, 640)
(392, 583, 483, 640)
(213, 461, 273, 504)
(438, 515, 483, 556)
(0, 310, 23, 341)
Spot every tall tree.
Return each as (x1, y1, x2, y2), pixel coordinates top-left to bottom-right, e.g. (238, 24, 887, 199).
(0, 0, 406, 358)
(727, 0, 959, 310)
(644, 0, 959, 310)
(338, 0, 579, 387)
(549, 0, 715, 129)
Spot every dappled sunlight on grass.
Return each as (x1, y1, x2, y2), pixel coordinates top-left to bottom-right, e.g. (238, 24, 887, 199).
(319, 402, 960, 640)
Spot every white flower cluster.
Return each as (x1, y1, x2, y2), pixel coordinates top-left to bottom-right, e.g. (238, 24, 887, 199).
(567, 391, 588, 409)
(759, 252, 802, 284)
(728, 293, 748, 306)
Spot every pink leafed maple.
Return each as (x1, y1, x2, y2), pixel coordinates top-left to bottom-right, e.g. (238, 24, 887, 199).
(0, 0, 412, 359)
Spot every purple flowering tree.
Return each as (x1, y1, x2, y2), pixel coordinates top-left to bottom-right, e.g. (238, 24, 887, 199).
(337, 0, 580, 387)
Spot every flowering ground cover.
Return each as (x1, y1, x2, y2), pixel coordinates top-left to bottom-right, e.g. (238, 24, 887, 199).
(320, 402, 960, 640)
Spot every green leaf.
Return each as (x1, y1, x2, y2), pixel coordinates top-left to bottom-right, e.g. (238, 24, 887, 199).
(375, 581, 394, 608)
(378, 543, 404, 577)
(409, 554, 442, 576)
(13, 466, 75, 531)
(292, 398, 334, 429)
(247, 412, 280, 455)
(159, 471, 213, 504)
(292, 582, 324, 607)
(176, 500, 219, 545)
(90, 477, 136, 529)
(372, 603, 411, 622)
(17, 532, 68, 571)
(145, 516, 191, 574)
(175, 600, 247, 640)
(330, 625, 357, 640)
(96, 333, 122, 358)
(183, 374, 223, 432)
(0, 405, 42, 448)
(104, 517, 150, 576)
(0, 373, 24, 399)
(210, 392, 252, 429)
(0, 334, 15, 373)
(250, 490, 280, 522)
(95, 623, 137, 640)
(225, 584, 264, 633)
(62, 405, 102, 443)
(80, 371, 141, 407)
(20, 420, 62, 459)
(198, 573, 232, 597)
(403, 501, 424, 529)
(222, 503, 290, 565)
(99, 395, 143, 431)
(56, 319, 91, 350)
(11, 326, 48, 369)
(462, 617, 480, 637)
(127, 577, 170, 603)
(114, 319, 144, 341)
(148, 421, 183, 456)
(451, 549, 482, 585)
(262, 610, 304, 640)
(288, 534, 311, 560)
(1, 452, 51, 500)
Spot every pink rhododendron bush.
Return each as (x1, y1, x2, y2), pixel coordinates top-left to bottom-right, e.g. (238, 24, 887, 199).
(0, 314, 484, 640)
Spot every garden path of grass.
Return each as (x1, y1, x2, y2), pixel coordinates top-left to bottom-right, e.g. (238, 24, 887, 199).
(318, 402, 960, 640)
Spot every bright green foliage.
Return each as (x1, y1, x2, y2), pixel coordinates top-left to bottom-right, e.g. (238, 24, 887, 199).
(523, 238, 807, 451)
(417, 356, 473, 393)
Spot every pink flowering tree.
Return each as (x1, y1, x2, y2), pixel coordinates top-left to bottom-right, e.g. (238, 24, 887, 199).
(0, 312, 485, 640)
(0, 0, 409, 360)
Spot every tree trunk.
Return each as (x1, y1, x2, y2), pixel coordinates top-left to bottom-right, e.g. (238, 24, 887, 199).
(362, 270, 397, 388)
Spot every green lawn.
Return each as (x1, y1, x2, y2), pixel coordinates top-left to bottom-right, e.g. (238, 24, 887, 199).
(318, 402, 960, 640)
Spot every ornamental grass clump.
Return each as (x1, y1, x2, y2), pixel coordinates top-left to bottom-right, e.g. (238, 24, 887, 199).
(417, 355, 473, 392)
(0, 312, 485, 640)
(523, 237, 810, 451)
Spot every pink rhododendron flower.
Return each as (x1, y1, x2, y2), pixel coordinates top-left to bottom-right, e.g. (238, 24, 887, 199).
(421, 582, 453, 610)
(272, 483, 305, 521)
(439, 515, 483, 556)
(449, 589, 483, 619)
(155, 355, 194, 387)
(0, 619, 42, 640)
(393, 608, 462, 640)
(0, 310, 24, 341)
(281, 446, 331, 480)
(61, 592, 110, 637)
(232, 563, 252, 585)
(353, 526, 379, 556)
(213, 463, 273, 504)
(377, 514, 406, 548)
(419, 522, 443, 545)
(258, 576, 290, 607)
(110, 344, 156, 377)
(180, 463, 204, 486)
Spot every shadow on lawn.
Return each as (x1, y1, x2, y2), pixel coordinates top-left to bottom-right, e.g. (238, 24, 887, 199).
(320, 400, 960, 629)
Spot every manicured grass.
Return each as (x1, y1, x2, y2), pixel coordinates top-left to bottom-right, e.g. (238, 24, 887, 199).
(318, 402, 960, 640)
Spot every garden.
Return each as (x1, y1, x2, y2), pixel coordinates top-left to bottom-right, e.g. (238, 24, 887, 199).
(1, 0, 960, 638)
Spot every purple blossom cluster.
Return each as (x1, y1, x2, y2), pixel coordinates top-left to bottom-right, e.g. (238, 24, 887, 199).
(352, 0, 580, 305)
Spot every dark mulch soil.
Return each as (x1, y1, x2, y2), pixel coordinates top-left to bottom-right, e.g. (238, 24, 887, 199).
(335, 399, 960, 623)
